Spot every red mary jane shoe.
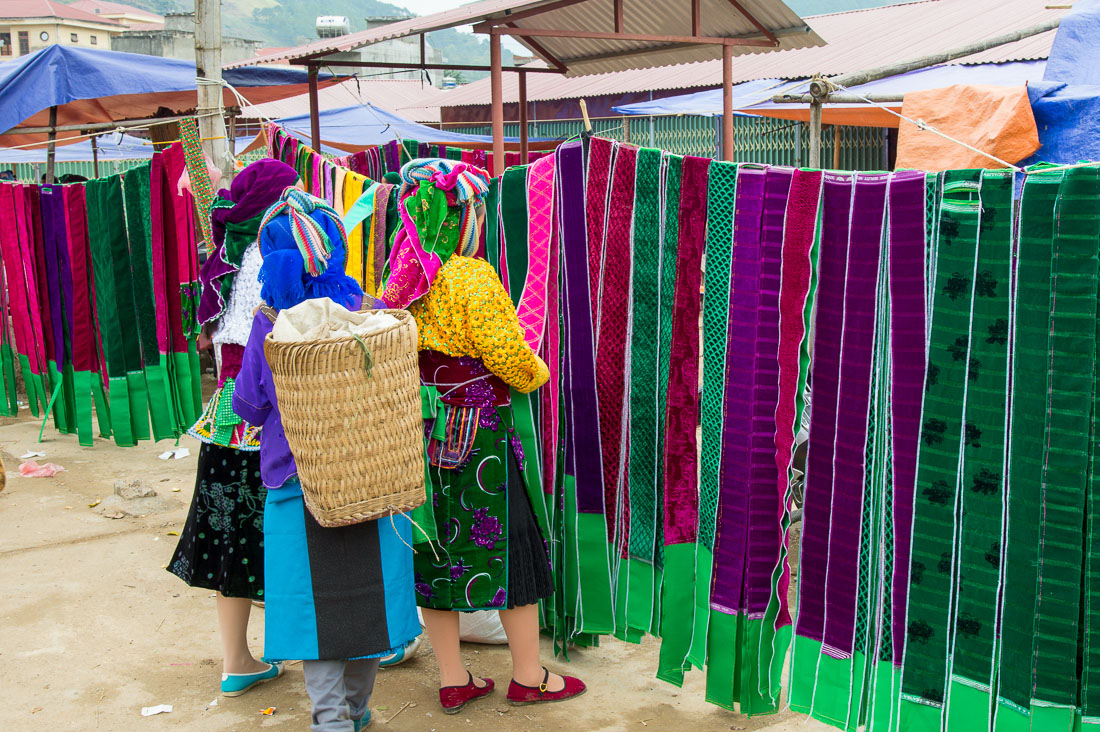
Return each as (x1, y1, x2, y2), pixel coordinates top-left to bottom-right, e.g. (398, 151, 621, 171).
(506, 667, 587, 706)
(439, 672, 495, 714)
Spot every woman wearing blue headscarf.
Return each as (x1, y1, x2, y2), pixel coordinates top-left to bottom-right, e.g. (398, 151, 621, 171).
(233, 190, 418, 732)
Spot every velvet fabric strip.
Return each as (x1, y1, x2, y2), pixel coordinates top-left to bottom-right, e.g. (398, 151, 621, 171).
(884, 170, 927, 664)
(558, 140, 604, 514)
(594, 143, 637, 546)
(743, 168, 790, 616)
(795, 172, 855, 644)
(770, 167, 822, 630)
(710, 163, 761, 613)
(820, 173, 887, 657)
(662, 155, 710, 547)
(62, 185, 96, 373)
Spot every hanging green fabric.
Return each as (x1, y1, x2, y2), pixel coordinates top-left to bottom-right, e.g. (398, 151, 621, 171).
(622, 146, 664, 640)
(899, 170, 983, 729)
(123, 162, 175, 441)
(1027, 166, 1100, 731)
(499, 166, 529, 307)
(992, 169, 1061, 732)
(944, 170, 1013, 730)
(85, 176, 139, 446)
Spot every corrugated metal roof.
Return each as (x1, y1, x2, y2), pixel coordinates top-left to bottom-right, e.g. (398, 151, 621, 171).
(1, 0, 120, 24)
(421, 0, 1064, 107)
(239, 78, 447, 122)
(224, 0, 823, 74)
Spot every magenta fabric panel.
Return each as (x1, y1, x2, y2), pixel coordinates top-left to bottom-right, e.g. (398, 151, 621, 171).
(161, 145, 190, 354)
(595, 144, 637, 543)
(771, 168, 822, 628)
(0, 184, 33, 359)
(149, 153, 169, 355)
(887, 170, 928, 664)
(795, 172, 854, 643)
(661, 155, 710, 546)
(820, 173, 888, 655)
(585, 137, 614, 326)
(63, 185, 96, 372)
(14, 185, 47, 375)
(28, 187, 57, 365)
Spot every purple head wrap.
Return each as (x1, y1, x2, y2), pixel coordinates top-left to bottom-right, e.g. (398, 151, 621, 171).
(198, 159, 300, 324)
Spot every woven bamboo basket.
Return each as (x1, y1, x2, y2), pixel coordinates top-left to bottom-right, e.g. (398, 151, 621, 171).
(262, 309, 425, 527)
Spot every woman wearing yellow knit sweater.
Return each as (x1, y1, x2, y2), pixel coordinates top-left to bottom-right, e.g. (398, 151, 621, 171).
(380, 159, 585, 716)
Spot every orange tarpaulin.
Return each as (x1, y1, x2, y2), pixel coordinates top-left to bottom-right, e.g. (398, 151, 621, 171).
(894, 84, 1040, 171)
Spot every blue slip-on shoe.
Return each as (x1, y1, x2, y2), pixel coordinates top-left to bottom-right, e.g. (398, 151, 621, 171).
(354, 710, 373, 730)
(379, 636, 422, 669)
(221, 662, 283, 697)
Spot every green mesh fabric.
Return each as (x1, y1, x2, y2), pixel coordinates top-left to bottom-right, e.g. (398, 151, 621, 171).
(627, 147, 663, 561)
(652, 153, 682, 566)
(698, 160, 738, 550)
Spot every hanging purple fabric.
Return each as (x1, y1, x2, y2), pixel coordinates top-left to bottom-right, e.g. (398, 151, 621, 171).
(795, 172, 855, 644)
(39, 185, 71, 367)
(820, 172, 887, 657)
(745, 168, 791, 615)
(711, 166, 766, 612)
(558, 140, 605, 514)
(662, 155, 710, 546)
(887, 170, 927, 664)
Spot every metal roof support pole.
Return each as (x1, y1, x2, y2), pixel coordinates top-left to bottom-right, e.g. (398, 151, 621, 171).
(722, 42, 734, 161)
(808, 96, 822, 169)
(490, 31, 505, 175)
(90, 132, 99, 178)
(519, 70, 529, 160)
(308, 66, 321, 151)
(45, 106, 57, 185)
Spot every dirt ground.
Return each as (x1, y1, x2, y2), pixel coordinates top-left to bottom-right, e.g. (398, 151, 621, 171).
(0, 414, 829, 732)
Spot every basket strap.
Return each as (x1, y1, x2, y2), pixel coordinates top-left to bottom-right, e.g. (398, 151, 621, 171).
(258, 304, 278, 324)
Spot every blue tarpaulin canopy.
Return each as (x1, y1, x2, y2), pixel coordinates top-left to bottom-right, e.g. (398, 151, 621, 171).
(0, 45, 331, 141)
(1020, 0, 1100, 165)
(267, 102, 542, 152)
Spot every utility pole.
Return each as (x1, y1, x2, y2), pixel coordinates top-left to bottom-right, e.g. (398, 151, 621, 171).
(194, 0, 232, 180)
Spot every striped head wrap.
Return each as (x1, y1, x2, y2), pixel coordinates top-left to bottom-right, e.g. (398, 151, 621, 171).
(257, 189, 363, 311)
(257, 188, 346, 277)
(381, 159, 491, 309)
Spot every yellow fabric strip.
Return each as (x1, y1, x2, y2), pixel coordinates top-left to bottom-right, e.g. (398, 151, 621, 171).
(342, 172, 367, 288)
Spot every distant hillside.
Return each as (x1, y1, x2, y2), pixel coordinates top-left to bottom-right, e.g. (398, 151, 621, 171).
(66, 0, 911, 79)
(71, 0, 511, 73)
(787, 0, 917, 15)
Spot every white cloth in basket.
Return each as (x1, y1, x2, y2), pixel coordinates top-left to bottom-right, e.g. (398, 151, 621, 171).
(271, 297, 399, 343)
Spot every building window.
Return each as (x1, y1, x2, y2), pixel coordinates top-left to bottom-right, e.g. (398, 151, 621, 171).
(18, 31, 29, 55)
(71, 33, 79, 43)
(90, 35, 97, 45)
(0, 33, 11, 56)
